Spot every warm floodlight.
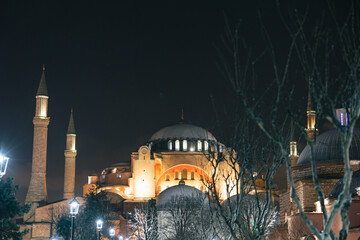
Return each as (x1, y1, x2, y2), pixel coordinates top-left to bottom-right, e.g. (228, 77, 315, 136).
(69, 198, 80, 216)
(96, 219, 103, 230)
(0, 154, 9, 178)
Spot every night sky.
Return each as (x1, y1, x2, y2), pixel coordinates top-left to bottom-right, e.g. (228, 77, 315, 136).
(0, 0, 347, 203)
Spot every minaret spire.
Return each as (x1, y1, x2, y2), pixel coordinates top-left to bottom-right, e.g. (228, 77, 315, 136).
(306, 77, 318, 141)
(37, 64, 48, 96)
(63, 109, 77, 199)
(25, 65, 50, 222)
(67, 108, 76, 134)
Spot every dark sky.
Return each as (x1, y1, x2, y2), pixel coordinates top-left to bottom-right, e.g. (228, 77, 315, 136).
(0, 0, 348, 203)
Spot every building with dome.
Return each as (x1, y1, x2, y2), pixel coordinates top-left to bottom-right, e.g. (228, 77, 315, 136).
(82, 112, 235, 211)
(278, 90, 360, 239)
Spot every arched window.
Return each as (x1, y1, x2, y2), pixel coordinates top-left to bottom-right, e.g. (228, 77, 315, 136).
(197, 140, 202, 151)
(168, 140, 173, 150)
(200, 175, 203, 181)
(165, 174, 170, 181)
(284, 211, 287, 222)
(175, 140, 180, 151)
(157, 185, 162, 193)
(175, 171, 179, 180)
(191, 171, 195, 180)
(183, 140, 187, 151)
(211, 143, 215, 152)
(189, 141, 195, 151)
(204, 141, 209, 151)
(182, 168, 187, 180)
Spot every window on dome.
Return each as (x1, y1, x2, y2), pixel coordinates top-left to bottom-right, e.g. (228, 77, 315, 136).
(204, 141, 209, 151)
(211, 143, 215, 152)
(183, 140, 187, 151)
(189, 141, 195, 151)
(182, 168, 187, 180)
(168, 140, 173, 150)
(158, 185, 161, 193)
(175, 171, 179, 180)
(165, 174, 170, 181)
(175, 140, 180, 151)
(197, 140, 202, 151)
(191, 171, 195, 180)
(200, 175, 203, 181)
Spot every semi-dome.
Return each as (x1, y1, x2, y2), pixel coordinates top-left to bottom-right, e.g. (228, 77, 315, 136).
(157, 184, 207, 211)
(149, 123, 217, 142)
(296, 128, 360, 166)
(329, 168, 360, 198)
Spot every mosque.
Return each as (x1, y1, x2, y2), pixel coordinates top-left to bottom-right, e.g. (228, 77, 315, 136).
(19, 67, 269, 239)
(18, 66, 360, 239)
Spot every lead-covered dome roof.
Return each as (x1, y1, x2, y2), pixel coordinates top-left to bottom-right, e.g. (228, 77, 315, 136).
(329, 168, 360, 198)
(297, 128, 360, 166)
(149, 123, 217, 142)
(157, 184, 207, 211)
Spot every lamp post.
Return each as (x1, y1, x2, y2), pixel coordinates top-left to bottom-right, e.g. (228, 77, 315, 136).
(109, 227, 115, 240)
(96, 219, 103, 240)
(69, 198, 80, 240)
(0, 154, 9, 179)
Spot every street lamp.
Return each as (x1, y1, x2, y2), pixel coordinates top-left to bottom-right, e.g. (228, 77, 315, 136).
(0, 154, 9, 179)
(69, 198, 80, 240)
(96, 219, 103, 240)
(118, 235, 123, 240)
(109, 227, 115, 239)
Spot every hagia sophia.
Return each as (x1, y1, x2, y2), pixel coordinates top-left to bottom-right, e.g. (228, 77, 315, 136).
(19, 67, 360, 239)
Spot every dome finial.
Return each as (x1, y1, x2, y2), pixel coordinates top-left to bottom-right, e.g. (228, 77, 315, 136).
(179, 179, 185, 185)
(180, 109, 185, 124)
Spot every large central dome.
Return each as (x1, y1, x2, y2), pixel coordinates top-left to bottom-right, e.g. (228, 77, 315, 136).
(149, 123, 217, 142)
(296, 128, 360, 166)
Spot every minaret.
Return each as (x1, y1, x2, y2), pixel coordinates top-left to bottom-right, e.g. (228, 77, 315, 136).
(289, 120, 299, 167)
(25, 64, 50, 222)
(306, 78, 318, 141)
(63, 109, 77, 199)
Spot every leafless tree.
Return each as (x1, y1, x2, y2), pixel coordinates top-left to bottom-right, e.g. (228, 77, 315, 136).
(203, 120, 282, 240)
(131, 199, 158, 240)
(218, 1, 360, 239)
(158, 191, 212, 240)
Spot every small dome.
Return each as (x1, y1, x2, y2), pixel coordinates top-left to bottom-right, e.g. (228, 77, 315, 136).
(157, 185, 206, 211)
(149, 123, 217, 142)
(296, 128, 360, 166)
(329, 168, 360, 198)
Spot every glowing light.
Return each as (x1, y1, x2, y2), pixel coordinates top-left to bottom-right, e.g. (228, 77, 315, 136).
(204, 141, 209, 151)
(109, 228, 115, 237)
(175, 140, 180, 151)
(96, 219, 103, 230)
(197, 140, 202, 151)
(0, 155, 9, 178)
(69, 198, 80, 216)
(183, 140, 187, 151)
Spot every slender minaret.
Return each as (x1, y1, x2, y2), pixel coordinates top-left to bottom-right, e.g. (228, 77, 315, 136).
(63, 109, 77, 199)
(306, 78, 318, 141)
(289, 120, 299, 167)
(25, 65, 50, 222)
